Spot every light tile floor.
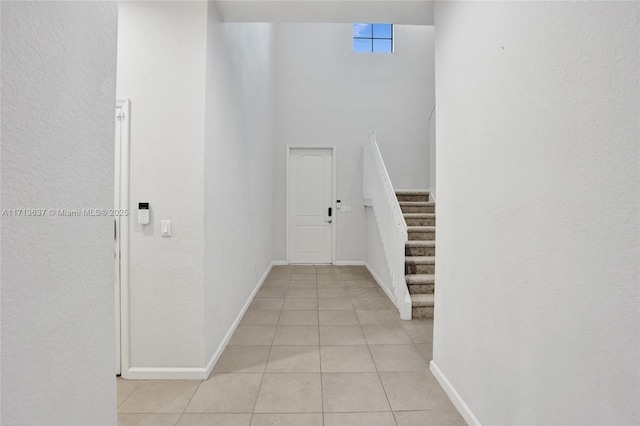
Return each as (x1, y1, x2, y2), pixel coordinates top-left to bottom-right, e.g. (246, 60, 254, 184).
(117, 265, 466, 426)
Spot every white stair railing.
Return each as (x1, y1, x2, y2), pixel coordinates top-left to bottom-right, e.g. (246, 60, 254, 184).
(363, 132, 412, 320)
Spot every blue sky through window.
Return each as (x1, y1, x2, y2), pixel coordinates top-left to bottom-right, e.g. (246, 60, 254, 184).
(353, 23, 393, 53)
(353, 23, 372, 38)
(373, 24, 392, 39)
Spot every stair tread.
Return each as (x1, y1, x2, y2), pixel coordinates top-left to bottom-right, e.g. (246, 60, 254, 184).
(406, 274, 435, 284)
(403, 213, 435, 218)
(395, 190, 430, 195)
(405, 256, 435, 265)
(411, 293, 434, 307)
(399, 201, 435, 206)
(407, 226, 435, 232)
(405, 240, 435, 247)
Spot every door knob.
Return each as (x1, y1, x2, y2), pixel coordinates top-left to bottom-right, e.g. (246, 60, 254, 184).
(325, 220, 332, 223)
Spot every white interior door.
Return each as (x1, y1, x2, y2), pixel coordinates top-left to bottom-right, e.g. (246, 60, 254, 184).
(287, 147, 334, 264)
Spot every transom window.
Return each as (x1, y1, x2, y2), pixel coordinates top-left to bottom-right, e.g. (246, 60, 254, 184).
(353, 23, 393, 53)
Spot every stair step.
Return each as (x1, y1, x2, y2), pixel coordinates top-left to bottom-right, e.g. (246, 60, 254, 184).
(405, 240, 436, 257)
(412, 307, 434, 318)
(399, 202, 434, 207)
(408, 284, 434, 294)
(407, 226, 435, 241)
(405, 256, 435, 265)
(411, 293, 434, 307)
(399, 201, 435, 214)
(396, 190, 430, 196)
(405, 241, 435, 248)
(411, 294, 435, 318)
(405, 256, 435, 275)
(406, 273, 435, 294)
(404, 213, 436, 226)
(396, 190, 430, 203)
(406, 274, 434, 285)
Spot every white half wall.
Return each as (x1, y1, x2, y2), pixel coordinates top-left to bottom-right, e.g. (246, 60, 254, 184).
(204, 4, 276, 363)
(433, 2, 639, 424)
(117, 1, 208, 372)
(1, 2, 118, 424)
(364, 207, 393, 295)
(273, 23, 434, 261)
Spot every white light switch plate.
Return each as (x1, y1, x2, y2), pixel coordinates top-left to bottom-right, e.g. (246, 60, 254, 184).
(161, 220, 171, 237)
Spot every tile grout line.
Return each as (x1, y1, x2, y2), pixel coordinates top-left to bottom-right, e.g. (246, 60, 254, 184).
(363, 314, 399, 425)
(249, 340, 272, 421)
(115, 379, 142, 412)
(316, 274, 325, 425)
(177, 377, 205, 425)
(251, 269, 282, 422)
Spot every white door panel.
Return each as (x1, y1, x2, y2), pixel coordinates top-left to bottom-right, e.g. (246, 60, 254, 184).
(288, 148, 334, 264)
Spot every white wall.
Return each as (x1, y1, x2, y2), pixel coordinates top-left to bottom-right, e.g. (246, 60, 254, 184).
(428, 108, 436, 197)
(364, 208, 393, 288)
(273, 23, 434, 261)
(1, 2, 118, 424)
(204, 4, 276, 362)
(116, 1, 277, 377)
(432, 2, 639, 425)
(117, 1, 208, 372)
(216, 0, 434, 25)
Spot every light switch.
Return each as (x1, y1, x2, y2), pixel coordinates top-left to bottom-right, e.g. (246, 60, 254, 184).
(161, 220, 171, 237)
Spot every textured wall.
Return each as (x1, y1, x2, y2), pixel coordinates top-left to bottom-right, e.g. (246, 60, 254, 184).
(116, 2, 277, 376)
(116, 1, 207, 371)
(204, 5, 276, 362)
(1, 2, 118, 424)
(273, 23, 434, 262)
(433, 2, 639, 424)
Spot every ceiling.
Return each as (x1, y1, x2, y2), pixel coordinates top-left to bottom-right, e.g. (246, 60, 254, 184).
(214, 0, 434, 25)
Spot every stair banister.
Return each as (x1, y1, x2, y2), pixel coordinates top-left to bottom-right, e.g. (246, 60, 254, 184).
(363, 132, 412, 320)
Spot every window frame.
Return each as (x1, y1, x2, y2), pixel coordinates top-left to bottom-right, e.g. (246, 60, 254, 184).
(353, 23, 394, 54)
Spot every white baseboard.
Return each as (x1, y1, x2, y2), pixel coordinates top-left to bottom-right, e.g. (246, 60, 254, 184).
(199, 261, 274, 378)
(279, 260, 364, 266)
(365, 262, 411, 320)
(428, 187, 436, 203)
(430, 360, 480, 426)
(123, 262, 274, 380)
(125, 367, 211, 380)
(364, 262, 395, 304)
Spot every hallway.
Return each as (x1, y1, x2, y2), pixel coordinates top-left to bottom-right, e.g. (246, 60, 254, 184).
(116, 265, 464, 425)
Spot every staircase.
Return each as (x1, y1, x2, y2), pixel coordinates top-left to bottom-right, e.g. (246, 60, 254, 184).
(396, 190, 435, 318)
